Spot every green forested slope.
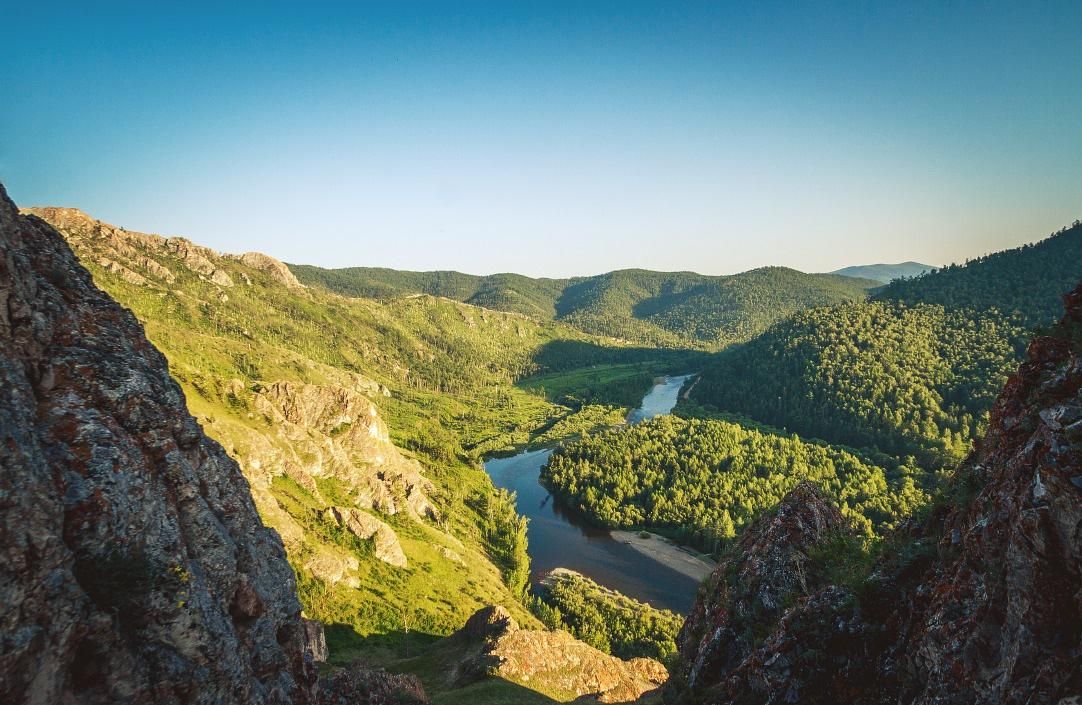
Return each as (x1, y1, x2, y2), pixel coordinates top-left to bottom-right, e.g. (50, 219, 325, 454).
(688, 302, 1024, 466)
(689, 222, 1082, 466)
(531, 569, 684, 661)
(542, 415, 929, 550)
(876, 220, 1082, 327)
(291, 262, 877, 348)
(289, 264, 568, 320)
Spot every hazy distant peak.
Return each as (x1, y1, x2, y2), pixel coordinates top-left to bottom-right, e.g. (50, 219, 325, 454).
(830, 261, 934, 284)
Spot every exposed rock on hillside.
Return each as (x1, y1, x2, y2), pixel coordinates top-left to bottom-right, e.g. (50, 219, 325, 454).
(451, 606, 667, 703)
(242, 380, 436, 518)
(316, 663, 428, 705)
(0, 186, 315, 702)
(234, 251, 305, 289)
(302, 618, 329, 663)
(674, 482, 851, 696)
(324, 507, 408, 567)
(668, 284, 1082, 704)
(24, 202, 436, 586)
(892, 282, 1082, 703)
(23, 206, 297, 292)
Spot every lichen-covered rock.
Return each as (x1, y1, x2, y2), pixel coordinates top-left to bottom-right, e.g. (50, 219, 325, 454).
(302, 619, 328, 664)
(451, 606, 667, 703)
(324, 507, 408, 567)
(316, 662, 428, 705)
(892, 283, 1082, 704)
(671, 481, 852, 700)
(0, 184, 315, 703)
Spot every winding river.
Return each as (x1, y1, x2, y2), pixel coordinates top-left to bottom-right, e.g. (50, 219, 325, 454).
(484, 374, 699, 613)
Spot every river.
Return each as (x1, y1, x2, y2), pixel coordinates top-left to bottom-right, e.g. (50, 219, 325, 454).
(483, 374, 699, 613)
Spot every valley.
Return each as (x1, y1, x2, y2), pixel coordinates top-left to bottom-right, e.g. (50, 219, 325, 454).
(6, 5, 1081, 703)
(4, 193, 1081, 704)
(484, 374, 713, 614)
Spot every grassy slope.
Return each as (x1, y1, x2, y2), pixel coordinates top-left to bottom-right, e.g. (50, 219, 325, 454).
(34, 212, 646, 657)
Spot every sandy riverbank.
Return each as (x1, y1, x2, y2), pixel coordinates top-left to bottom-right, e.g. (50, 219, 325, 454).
(610, 530, 715, 583)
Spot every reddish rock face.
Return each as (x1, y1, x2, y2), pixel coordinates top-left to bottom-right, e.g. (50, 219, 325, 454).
(898, 282, 1082, 704)
(669, 284, 1082, 705)
(673, 482, 851, 696)
(0, 183, 315, 704)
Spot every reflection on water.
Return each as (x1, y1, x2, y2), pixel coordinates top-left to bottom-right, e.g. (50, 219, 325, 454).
(483, 374, 698, 613)
(627, 374, 695, 425)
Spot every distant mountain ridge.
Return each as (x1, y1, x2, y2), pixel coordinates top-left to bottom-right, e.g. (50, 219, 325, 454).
(830, 261, 933, 284)
(290, 263, 879, 349)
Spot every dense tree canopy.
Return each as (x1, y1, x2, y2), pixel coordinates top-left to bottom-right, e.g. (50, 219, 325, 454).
(530, 570, 683, 661)
(876, 221, 1081, 329)
(689, 301, 1026, 466)
(542, 415, 929, 551)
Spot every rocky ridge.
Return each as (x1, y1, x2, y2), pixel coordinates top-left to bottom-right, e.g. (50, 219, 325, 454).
(0, 187, 315, 703)
(674, 482, 851, 696)
(3, 186, 434, 704)
(669, 284, 1082, 704)
(23, 207, 304, 290)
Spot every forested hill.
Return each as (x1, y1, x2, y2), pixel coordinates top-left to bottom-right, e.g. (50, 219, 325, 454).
(689, 220, 1082, 466)
(876, 220, 1082, 328)
(291, 262, 878, 348)
(687, 301, 1024, 467)
(288, 264, 569, 320)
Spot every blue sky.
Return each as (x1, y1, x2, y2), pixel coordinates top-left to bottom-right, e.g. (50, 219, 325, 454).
(3, 1, 1080, 276)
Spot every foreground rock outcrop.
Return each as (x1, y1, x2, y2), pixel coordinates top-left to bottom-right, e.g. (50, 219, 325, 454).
(316, 664, 428, 705)
(0, 186, 315, 702)
(669, 284, 1082, 704)
(674, 482, 852, 696)
(451, 606, 667, 703)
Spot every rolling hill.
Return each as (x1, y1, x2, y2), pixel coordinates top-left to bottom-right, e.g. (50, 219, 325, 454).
(291, 262, 879, 349)
(876, 220, 1082, 328)
(689, 220, 1082, 466)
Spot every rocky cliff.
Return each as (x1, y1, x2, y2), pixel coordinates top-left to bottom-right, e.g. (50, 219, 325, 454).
(0, 185, 315, 703)
(669, 285, 1082, 704)
(673, 482, 851, 697)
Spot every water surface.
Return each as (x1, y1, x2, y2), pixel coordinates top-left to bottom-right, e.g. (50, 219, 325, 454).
(484, 374, 699, 613)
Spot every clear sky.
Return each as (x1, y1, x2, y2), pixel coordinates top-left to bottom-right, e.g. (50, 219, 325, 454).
(3, 1, 1080, 277)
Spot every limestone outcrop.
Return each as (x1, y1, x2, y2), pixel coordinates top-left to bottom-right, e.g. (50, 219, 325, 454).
(451, 606, 667, 703)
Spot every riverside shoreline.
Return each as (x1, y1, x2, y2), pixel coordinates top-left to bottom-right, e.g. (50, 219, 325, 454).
(610, 530, 715, 583)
